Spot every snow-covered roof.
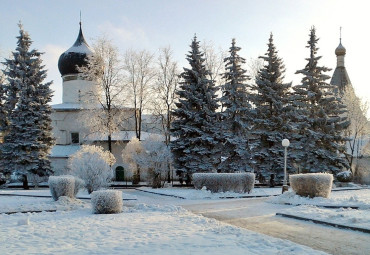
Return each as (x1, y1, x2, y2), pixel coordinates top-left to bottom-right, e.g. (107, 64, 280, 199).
(84, 131, 164, 142)
(49, 145, 81, 158)
(52, 103, 83, 111)
(52, 103, 136, 111)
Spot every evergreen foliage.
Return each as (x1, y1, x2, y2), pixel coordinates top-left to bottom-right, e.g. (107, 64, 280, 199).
(292, 27, 349, 174)
(0, 23, 54, 178)
(0, 72, 7, 133)
(250, 33, 295, 179)
(171, 36, 220, 179)
(219, 39, 253, 172)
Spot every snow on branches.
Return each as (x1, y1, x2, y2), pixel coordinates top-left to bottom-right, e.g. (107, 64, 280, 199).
(68, 145, 116, 194)
(123, 135, 171, 188)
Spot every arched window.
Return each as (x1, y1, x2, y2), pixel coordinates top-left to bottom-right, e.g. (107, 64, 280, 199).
(115, 166, 125, 182)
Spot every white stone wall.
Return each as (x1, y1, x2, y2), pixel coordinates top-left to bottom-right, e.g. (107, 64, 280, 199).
(51, 110, 90, 145)
(50, 158, 69, 176)
(63, 79, 100, 104)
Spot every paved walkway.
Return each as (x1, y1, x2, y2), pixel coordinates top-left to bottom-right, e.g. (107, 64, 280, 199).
(182, 198, 370, 255)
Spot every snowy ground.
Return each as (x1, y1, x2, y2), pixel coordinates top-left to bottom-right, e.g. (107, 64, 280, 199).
(1, 186, 369, 254)
(0, 193, 327, 255)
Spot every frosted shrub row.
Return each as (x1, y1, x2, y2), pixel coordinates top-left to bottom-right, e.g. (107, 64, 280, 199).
(290, 173, 333, 198)
(193, 173, 255, 193)
(91, 190, 123, 214)
(48, 175, 84, 201)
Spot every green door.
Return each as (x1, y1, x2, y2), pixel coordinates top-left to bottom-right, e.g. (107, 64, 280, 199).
(115, 166, 125, 181)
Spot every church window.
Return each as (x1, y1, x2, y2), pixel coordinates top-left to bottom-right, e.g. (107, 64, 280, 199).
(71, 132, 79, 144)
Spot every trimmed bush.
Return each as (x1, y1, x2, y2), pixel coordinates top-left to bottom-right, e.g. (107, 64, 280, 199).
(48, 175, 75, 201)
(290, 173, 333, 198)
(91, 190, 123, 214)
(193, 173, 255, 193)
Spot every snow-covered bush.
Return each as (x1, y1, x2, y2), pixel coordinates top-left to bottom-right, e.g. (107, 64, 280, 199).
(290, 173, 333, 198)
(91, 189, 123, 214)
(68, 145, 116, 194)
(122, 137, 143, 183)
(193, 173, 255, 193)
(336, 170, 352, 182)
(48, 175, 75, 201)
(73, 177, 85, 197)
(123, 135, 171, 188)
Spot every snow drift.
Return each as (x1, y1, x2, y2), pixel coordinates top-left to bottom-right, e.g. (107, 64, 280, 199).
(290, 173, 333, 198)
(91, 189, 123, 214)
(193, 173, 255, 193)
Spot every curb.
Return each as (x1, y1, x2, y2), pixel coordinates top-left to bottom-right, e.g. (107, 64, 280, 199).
(0, 193, 137, 201)
(276, 213, 370, 234)
(220, 194, 279, 199)
(1, 209, 57, 215)
(135, 188, 186, 199)
(283, 203, 359, 209)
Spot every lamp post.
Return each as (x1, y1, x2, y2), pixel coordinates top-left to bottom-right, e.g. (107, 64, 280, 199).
(282, 139, 290, 194)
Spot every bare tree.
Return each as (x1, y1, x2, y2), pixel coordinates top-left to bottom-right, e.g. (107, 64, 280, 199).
(342, 86, 369, 170)
(79, 37, 126, 152)
(247, 57, 264, 85)
(123, 49, 156, 140)
(152, 46, 180, 145)
(201, 40, 226, 87)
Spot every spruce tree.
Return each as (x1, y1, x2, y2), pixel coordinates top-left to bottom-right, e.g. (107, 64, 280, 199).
(292, 27, 349, 174)
(1, 23, 54, 186)
(0, 73, 7, 134)
(250, 33, 295, 180)
(171, 36, 220, 181)
(219, 39, 253, 172)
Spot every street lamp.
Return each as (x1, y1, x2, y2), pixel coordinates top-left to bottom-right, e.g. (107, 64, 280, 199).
(282, 139, 290, 194)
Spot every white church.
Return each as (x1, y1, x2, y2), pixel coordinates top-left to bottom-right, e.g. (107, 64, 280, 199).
(49, 24, 158, 181)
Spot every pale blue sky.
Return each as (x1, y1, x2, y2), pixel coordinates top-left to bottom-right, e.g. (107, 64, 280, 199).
(1, 0, 369, 115)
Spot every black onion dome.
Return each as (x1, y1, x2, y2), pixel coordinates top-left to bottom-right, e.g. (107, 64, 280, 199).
(58, 24, 93, 76)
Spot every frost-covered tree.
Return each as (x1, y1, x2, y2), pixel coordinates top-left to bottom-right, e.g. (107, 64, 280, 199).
(79, 37, 126, 153)
(249, 33, 295, 179)
(341, 86, 369, 170)
(123, 49, 156, 140)
(171, 36, 220, 181)
(68, 145, 116, 194)
(292, 27, 349, 174)
(133, 135, 172, 188)
(122, 137, 143, 183)
(219, 39, 253, 172)
(152, 46, 180, 146)
(1, 23, 54, 188)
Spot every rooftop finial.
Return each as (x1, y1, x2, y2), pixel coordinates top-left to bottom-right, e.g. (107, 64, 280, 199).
(340, 26, 342, 43)
(79, 11, 82, 27)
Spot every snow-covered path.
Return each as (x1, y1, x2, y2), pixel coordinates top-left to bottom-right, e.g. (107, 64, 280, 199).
(181, 197, 370, 255)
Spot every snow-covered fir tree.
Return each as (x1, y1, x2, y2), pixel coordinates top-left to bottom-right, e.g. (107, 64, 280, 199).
(171, 36, 220, 181)
(1, 23, 54, 186)
(292, 27, 349, 174)
(219, 38, 253, 172)
(249, 33, 295, 179)
(0, 72, 7, 134)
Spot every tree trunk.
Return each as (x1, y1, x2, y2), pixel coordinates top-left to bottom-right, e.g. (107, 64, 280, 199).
(108, 134, 112, 153)
(22, 174, 29, 190)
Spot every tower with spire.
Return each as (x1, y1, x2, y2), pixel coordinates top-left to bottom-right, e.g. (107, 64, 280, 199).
(57, 22, 99, 104)
(330, 28, 352, 95)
